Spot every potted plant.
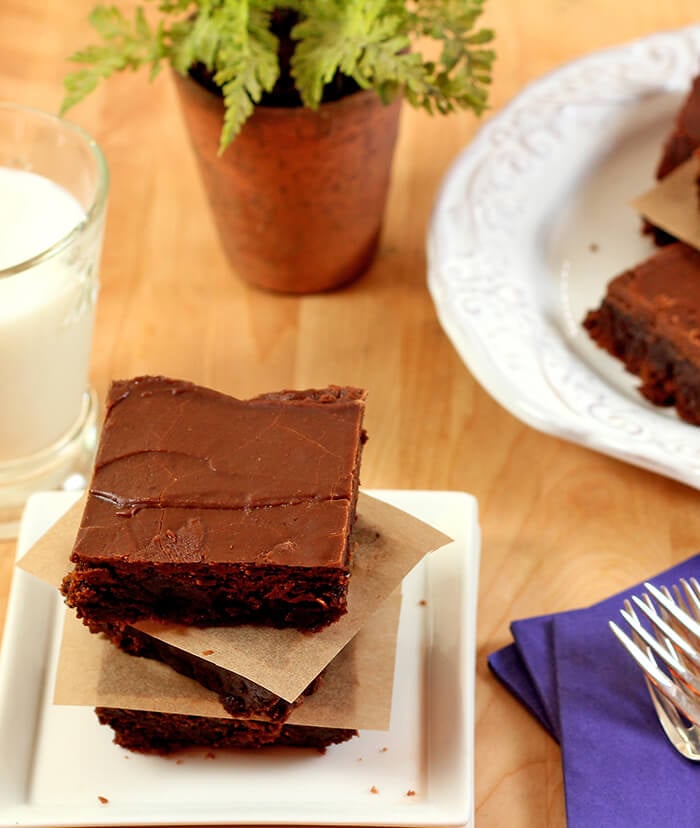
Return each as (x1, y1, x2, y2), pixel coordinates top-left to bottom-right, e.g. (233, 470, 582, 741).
(63, 1, 495, 293)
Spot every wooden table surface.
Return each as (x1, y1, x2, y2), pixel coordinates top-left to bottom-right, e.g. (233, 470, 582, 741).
(1, 2, 700, 826)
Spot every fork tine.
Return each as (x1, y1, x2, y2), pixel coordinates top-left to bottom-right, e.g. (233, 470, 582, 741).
(668, 584, 700, 649)
(609, 620, 674, 691)
(647, 584, 700, 677)
(627, 597, 700, 696)
(621, 604, 683, 675)
(644, 582, 700, 640)
(610, 620, 700, 727)
(622, 600, 677, 661)
(670, 584, 697, 631)
(630, 594, 700, 665)
(680, 578, 700, 624)
(635, 590, 700, 685)
(659, 585, 692, 645)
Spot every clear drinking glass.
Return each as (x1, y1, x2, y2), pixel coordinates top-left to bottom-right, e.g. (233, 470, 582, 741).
(0, 103, 109, 535)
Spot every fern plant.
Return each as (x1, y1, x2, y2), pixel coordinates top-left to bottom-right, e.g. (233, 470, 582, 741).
(62, 1, 495, 153)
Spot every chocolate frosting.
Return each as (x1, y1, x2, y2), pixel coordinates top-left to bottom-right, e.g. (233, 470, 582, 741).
(74, 377, 366, 568)
(76, 495, 353, 566)
(93, 377, 366, 510)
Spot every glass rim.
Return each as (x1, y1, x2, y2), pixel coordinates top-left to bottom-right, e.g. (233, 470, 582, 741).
(0, 101, 110, 279)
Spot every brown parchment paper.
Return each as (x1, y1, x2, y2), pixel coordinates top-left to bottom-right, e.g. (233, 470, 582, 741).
(53, 588, 402, 731)
(631, 156, 700, 249)
(19, 491, 450, 700)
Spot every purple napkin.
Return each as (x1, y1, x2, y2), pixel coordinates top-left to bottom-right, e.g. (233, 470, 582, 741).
(487, 642, 556, 737)
(488, 554, 700, 828)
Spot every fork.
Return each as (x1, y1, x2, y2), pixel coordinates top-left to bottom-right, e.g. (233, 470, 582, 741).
(609, 578, 700, 761)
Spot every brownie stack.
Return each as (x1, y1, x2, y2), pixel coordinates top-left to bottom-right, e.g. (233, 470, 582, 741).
(61, 375, 368, 754)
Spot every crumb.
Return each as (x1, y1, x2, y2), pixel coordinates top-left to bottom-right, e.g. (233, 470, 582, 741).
(123, 755, 129, 759)
(175, 758, 184, 765)
(379, 747, 388, 753)
(418, 599, 427, 607)
(406, 790, 416, 797)
(356, 757, 363, 762)
(370, 786, 379, 795)
(204, 751, 216, 760)
(98, 796, 109, 805)
(589, 242, 599, 252)
(202, 649, 214, 656)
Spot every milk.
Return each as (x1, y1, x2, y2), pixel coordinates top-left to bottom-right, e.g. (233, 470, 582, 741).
(0, 167, 98, 461)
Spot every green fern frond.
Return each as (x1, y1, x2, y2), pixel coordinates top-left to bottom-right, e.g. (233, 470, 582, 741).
(61, 4, 172, 114)
(61, 0, 496, 145)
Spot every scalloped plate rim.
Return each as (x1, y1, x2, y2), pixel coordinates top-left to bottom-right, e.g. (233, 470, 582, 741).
(427, 23, 700, 490)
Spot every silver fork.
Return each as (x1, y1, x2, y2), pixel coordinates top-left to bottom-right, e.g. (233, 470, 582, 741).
(609, 578, 700, 761)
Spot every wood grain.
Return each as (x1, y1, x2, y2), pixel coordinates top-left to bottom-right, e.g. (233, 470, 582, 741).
(1, 3, 699, 826)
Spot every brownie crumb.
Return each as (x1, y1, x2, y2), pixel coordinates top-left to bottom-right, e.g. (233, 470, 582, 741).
(370, 786, 379, 794)
(589, 242, 599, 253)
(175, 758, 184, 765)
(98, 796, 109, 804)
(406, 790, 416, 797)
(418, 599, 427, 607)
(379, 746, 388, 752)
(202, 649, 214, 656)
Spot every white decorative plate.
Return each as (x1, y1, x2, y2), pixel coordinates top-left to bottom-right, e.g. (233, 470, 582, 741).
(0, 489, 479, 828)
(428, 25, 700, 489)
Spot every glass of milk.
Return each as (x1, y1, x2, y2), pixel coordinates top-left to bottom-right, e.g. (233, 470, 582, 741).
(0, 102, 108, 531)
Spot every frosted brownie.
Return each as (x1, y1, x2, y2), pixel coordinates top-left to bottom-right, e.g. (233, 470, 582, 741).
(95, 707, 356, 754)
(62, 376, 367, 630)
(92, 621, 320, 721)
(645, 74, 700, 245)
(583, 242, 700, 423)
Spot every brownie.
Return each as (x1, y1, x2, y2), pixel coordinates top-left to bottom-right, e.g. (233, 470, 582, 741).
(61, 377, 367, 630)
(583, 242, 700, 423)
(645, 74, 700, 245)
(95, 707, 357, 755)
(92, 620, 320, 721)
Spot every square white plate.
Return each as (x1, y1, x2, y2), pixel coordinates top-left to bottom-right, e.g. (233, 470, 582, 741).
(0, 489, 480, 828)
